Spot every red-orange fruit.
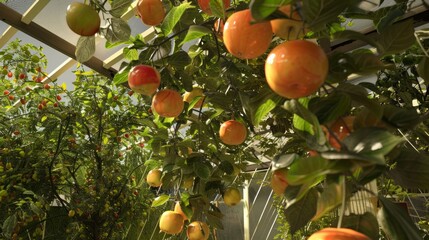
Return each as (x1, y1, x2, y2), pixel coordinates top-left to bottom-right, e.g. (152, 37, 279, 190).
(223, 9, 273, 59)
(265, 40, 328, 99)
(137, 0, 166, 26)
(308, 228, 370, 240)
(128, 65, 161, 96)
(219, 120, 247, 145)
(198, 0, 230, 15)
(151, 89, 184, 118)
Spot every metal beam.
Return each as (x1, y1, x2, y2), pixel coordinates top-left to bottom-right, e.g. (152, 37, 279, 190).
(0, 3, 117, 79)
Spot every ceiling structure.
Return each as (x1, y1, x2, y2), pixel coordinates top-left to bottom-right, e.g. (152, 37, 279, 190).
(1, 0, 428, 89)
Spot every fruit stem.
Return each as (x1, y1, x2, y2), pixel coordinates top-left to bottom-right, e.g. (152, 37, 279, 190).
(337, 175, 346, 228)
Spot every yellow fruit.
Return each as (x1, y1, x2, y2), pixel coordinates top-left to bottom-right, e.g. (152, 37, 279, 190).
(146, 169, 162, 187)
(223, 187, 241, 206)
(187, 221, 210, 240)
(159, 210, 185, 235)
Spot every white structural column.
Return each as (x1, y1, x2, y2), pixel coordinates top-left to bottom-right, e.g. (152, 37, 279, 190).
(243, 180, 250, 240)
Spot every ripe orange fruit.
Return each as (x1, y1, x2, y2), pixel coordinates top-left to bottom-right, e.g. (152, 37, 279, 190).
(137, 0, 166, 26)
(187, 221, 210, 240)
(174, 201, 188, 221)
(270, 169, 288, 196)
(308, 228, 370, 240)
(183, 87, 204, 109)
(270, 5, 306, 40)
(324, 116, 355, 151)
(265, 40, 328, 99)
(223, 9, 273, 59)
(159, 210, 185, 235)
(198, 0, 230, 15)
(128, 65, 161, 96)
(151, 89, 184, 118)
(223, 187, 241, 206)
(219, 120, 247, 145)
(146, 169, 162, 187)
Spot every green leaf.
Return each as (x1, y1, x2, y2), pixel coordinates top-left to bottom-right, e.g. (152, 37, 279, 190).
(283, 188, 317, 234)
(389, 149, 429, 191)
(309, 94, 351, 125)
(336, 83, 382, 118)
(193, 162, 211, 179)
(417, 56, 429, 85)
(254, 98, 277, 126)
(151, 194, 170, 207)
(272, 153, 299, 170)
(302, 0, 359, 31)
(109, 0, 133, 18)
(293, 98, 313, 135)
(377, 196, 423, 240)
(249, 0, 289, 21)
(382, 105, 422, 130)
(168, 51, 191, 68)
(313, 180, 344, 220)
(180, 25, 212, 47)
(123, 48, 139, 61)
(371, 4, 406, 33)
(351, 50, 385, 74)
(75, 36, 95, 63)
(286, 156, 330, 185)
(342, 212, 379, 240)
(2, 214, 17, 238)
(209, 0, 226, 19)
(334, 30, 380, 49)
(161, 2, 194, 36)
(104, 18, 131, 43)
(377, 19, 416, 56)
(343, 127, 404, 158)
(113, 66, 130, 85)
(284, 99, 326, 145)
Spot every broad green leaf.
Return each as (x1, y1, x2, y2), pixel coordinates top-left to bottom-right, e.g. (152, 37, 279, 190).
(313, 180, 344, 220)
(254, 98, 277, 126)
(123, 48, 139, 61)
(113, 67, 130, 85)
(206, 209, 224, 229)
(75, 36, 95, 63)
(161, 2, 194, 36)
(109, 0, 133, 18)
(193, 162, 211, 179)
(302, 0, 359, 31)
(343, 127, 404, 157)
(417, 56, 429, 85)
(168, 51, 191, 68)
(249, 0, 290, 21)
(104, 18, 131, 43)
(209, 0, 226, 19)
(351, 50, 385, 74)
(293, 98, 313, 135)
(180, 25, 212, 47)
(286, 156, 330, 185)
(2, 214, 17, 238)
(272, 153, 299, 170)
(334, 30, 380, 49)
(377, 19, 416, 56)
(378, 196, 423, 240)
(309, 93, 351, 124)
(370, 4, 406, 33)
(336, 83, 382, 118)
(151, 194, 170, 207)
(389, 149, 429, 190)
(342, 212, 379, 240)
(283, 188, 317, 234)
(382, 105, 421, 130)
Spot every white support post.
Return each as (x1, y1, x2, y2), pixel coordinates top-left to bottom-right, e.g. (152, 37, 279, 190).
(243, 180, 250, 240)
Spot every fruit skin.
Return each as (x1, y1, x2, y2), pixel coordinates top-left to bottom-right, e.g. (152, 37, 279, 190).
(137, 0, 166, 26)
(308, 228, 370, 240)
(159, 210, 185, 235)
(174, 201, 188, 221)
(223, 9, 273, 59)
(198, 0, 230, 15)
(146, 169, 162, 187)
(128, 65, 161, 96)
(66, 2, 100, 36)
(271, 5, 306, 40)
(187, 221, 210, 240)
(183, 87, 204, 108)
(223, 187, 241, 206)
(325, 116, 355, 151)
(151, 89, 184, 118)
(219, 120, 247, 145)
(265, 40, 328, 99)
(270, 168, 288, 196)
